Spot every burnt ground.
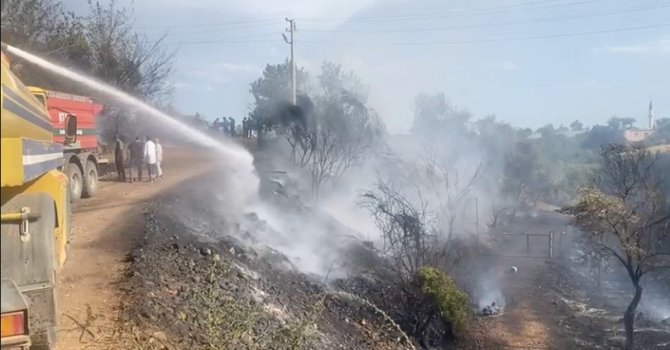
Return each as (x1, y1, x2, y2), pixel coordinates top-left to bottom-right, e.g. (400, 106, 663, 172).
(538, 262, 670, 350)
(99, 146, 670, 350)
(116, 171, 413, 350)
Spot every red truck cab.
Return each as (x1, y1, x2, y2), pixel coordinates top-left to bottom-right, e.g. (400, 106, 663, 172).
(29, 87, 107, 201)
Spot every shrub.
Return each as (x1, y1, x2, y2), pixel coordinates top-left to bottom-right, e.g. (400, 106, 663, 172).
(416, 266, 469, 336)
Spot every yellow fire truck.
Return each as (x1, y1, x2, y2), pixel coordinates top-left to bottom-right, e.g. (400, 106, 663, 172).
(1, 47, 74, 349)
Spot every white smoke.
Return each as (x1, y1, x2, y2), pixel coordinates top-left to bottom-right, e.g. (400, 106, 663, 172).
(475, 270, 506, 309)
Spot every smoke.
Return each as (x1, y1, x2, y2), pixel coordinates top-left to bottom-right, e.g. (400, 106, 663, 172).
(474, 269, 506, 309)
(5, 44, 260, 220)
(639, 293, 670, 322)
(5, 45, 510, 288)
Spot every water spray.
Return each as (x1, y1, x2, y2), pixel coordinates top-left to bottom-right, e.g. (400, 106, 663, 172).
(2, 43, 254, 169)
(2, 43, 259, 202)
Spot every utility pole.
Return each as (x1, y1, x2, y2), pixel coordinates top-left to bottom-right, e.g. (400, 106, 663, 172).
(283, 18, 296, 105)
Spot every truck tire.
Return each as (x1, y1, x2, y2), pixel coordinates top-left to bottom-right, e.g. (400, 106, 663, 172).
(65, 163, 83, 202)
(82, 160, 98, 198)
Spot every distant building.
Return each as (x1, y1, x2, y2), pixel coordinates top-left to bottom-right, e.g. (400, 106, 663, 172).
(624, 129, 655, 142)
(623, 100, 656, 142)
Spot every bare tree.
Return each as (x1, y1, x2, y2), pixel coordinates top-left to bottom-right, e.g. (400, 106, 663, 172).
(561, 143, 670, 350)
(360, 180, 452, 342)
(418, 149, 482, 241)
(361, 181, 434, 281)
(360, 177, 472, 345)
(85, 0, 175, 138)
(1, 0, 87, 86)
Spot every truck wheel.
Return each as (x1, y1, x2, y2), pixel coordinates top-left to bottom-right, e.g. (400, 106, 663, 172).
(82, 160, 98, 198)
(65, 163, 83, 202)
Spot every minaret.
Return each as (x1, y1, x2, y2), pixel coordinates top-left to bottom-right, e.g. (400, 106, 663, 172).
(649, 100, 655, 130)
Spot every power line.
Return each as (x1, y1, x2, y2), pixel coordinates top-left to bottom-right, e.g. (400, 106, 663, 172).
(165, 31, 280, 45)
(167, 21, 670, 48)
(133, 0, 601, 31)
(298, 22, 670, 47)
(175, 45, 279, 56)
(172, 38, 278, 46)
(299, 3, 670, 33)
(138, 18, 280, 30)
(297, 0, 607, 22)
(161, 23, 282, 37)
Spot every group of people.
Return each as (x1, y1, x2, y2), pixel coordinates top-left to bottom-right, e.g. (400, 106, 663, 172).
(211, 116, 255, 138)
(114, 135, 163, 183)
(212, 117, 237, 137)
(241, 117, 254, 138)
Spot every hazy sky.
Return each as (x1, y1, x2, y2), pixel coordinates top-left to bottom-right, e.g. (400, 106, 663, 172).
(64, 0, 670, 133)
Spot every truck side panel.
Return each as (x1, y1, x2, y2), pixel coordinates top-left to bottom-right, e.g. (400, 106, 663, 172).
(45, 92, 102, 150)
(1, 170, 70, 268)
(1, 193, 58, 347)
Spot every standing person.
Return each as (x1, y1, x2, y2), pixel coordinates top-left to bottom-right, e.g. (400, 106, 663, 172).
(228, 117, 236, 137)
(128, 136, 144, 183)
(154, 137, 163, 179)
(249, 118, 256, 138)
(114, 134, 126, 182)
(221, 117, 229, 136)
(242, 117, 248, 139)
(144, 135, 157, 182)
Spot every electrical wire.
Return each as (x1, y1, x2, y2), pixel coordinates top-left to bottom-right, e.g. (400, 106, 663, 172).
(163, 32, 280, 46)
(175, 45, 279, 56)
(134, 0, 605, 31)
(298, 22, 670, 47)
(299, 3, 670, 33)
(175, 38, 279, 46)
(297, 0, 608, 23)
(138, 18, 280, 30)
(161, 23, 283, 37)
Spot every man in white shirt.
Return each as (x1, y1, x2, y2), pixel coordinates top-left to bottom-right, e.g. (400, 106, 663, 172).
(143, 135, 157, 182)
(154, 137, 163, 179)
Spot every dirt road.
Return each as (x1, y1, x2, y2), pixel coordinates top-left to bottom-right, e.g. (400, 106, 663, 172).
(467, 257, 566, 350)
(55, 146, 214, 350)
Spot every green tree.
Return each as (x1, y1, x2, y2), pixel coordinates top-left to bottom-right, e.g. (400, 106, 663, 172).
(560, 144, 670, 350)
(570, 120, 584, 131)
(248, 60, 307, 142)
(647, 118, 670, 145)
(417, 266, 469, 338)
(411, 93, 472, 137)
(502, 141, 547, 210)
(582, 123, 625, 150)
(249, 62, 382, 197)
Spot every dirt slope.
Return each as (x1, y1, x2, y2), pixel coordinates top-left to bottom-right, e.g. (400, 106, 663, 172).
(55, 146, 215, 350)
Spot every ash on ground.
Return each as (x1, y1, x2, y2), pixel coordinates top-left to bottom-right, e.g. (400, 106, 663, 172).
(479, 302, 503, 317)
(117, 171, 414, 350)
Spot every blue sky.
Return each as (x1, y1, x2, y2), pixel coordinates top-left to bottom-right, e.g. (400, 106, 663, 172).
(65, 0, 670, 133)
